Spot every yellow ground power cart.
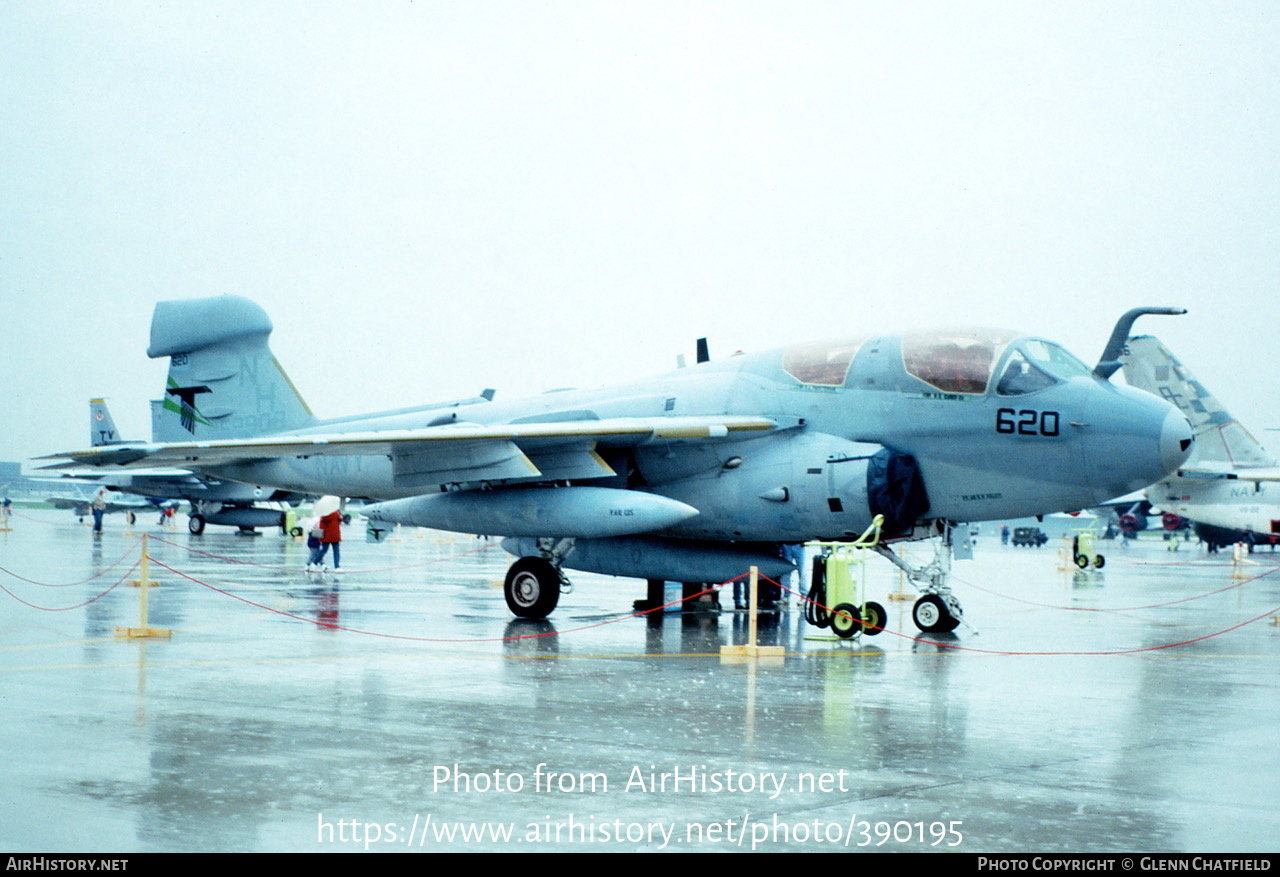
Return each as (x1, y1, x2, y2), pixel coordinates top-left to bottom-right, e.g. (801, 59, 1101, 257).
(1072, 530, 1105, 569)
(805, 516, 887, 639)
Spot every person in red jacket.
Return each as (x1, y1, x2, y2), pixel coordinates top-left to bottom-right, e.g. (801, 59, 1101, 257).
(307, 496, 344, 571)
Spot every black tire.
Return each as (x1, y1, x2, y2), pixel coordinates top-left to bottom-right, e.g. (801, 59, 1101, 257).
(504, 557, 561, 619)
(938, 595, 963, 632)
(188, 514, 206, 535)
(830, 603, 861, 639)
(913, 594, 959, 633)
(861, 600, 887, 636)
(1074, 553, 1089, 569)
(1094, 554, 1105, 569)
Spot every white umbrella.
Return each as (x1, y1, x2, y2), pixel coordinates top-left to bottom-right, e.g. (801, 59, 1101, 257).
(313, 495, 341, 517)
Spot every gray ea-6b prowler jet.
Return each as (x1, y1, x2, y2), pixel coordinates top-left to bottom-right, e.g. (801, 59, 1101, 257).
(41, 297, 1193, 631)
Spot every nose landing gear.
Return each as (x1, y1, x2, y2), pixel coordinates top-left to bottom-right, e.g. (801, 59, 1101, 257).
(910, 592, 963, 634)
(874, 522, 969, 634)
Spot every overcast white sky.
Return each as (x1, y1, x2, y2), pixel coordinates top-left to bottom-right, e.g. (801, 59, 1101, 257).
(2, 1, 1278, 467)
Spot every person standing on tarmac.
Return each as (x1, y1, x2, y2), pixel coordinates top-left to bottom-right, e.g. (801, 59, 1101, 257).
(308, 496, 344, 571)
(90, 488, 108, 533)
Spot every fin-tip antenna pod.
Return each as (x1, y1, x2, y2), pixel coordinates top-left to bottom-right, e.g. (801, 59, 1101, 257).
(1094, 307, 1187, 380)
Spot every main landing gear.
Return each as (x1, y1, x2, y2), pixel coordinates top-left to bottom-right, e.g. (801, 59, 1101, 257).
(503, 539, 575, 619)
(503, 558, 560, 618)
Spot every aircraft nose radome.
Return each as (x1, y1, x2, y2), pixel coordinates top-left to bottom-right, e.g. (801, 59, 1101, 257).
(1160, 407, 1194, 475)
(1081, 384, 1193, 501)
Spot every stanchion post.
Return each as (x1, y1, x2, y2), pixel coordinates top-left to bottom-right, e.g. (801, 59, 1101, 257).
(1231, 541, 1258, 581)
(720, 566, 785, 661)
(117, 533, 172, 640)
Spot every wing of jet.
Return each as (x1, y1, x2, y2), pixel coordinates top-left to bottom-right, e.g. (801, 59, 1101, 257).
(1121, 335, 1280, 537)
(56, 398, 312, 533)
(40, 296, 1194, 629)
(45, 490, 153, 516)
(43, 415, 785, 480)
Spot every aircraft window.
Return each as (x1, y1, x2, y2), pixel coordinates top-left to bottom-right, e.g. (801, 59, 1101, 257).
(781, 338, 866, 386)
(1022, 340, 1093, 380)
(901, 330, 1014, 395)
(997, 350, 1056, 396)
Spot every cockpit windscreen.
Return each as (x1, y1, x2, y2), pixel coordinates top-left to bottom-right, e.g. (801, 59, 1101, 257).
(997, 339, 1093, 396)
(901, 330, 1016, 395)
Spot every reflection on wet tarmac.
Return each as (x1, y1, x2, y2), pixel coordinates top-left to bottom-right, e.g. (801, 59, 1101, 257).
(2, 511, 1278, 851)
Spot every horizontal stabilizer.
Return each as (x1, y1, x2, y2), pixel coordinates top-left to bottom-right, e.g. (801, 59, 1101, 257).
(1176, 466, 1280, 483)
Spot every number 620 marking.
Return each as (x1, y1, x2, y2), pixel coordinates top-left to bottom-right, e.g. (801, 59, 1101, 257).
(996, 408, 1060, 436)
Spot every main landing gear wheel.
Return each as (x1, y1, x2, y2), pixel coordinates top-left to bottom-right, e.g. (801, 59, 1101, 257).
(504, 557, 561, 619)
(912, 594, 961, 633)
(188, 514, 206, 535)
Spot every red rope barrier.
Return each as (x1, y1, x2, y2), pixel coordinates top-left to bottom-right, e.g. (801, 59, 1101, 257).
(0, 558, 141, 611)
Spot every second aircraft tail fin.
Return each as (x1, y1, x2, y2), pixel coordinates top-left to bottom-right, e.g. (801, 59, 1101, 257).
(1120, 335, 1273, 469)
(89, 399, 126, 446)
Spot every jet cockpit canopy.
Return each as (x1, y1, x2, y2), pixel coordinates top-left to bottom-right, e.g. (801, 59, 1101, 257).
(898, 329, 1095, 397)
(773, 328, 1100, 399)
(994, 338, 1095, 397)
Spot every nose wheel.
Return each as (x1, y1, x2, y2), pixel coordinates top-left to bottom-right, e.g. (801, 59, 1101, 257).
(912, 594, 962, 633)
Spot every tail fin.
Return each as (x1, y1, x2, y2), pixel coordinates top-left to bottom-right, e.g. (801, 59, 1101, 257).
(1120, 335, 1274, 469)
(147, 295, 316, 442)
(89, 399, 126, 446)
